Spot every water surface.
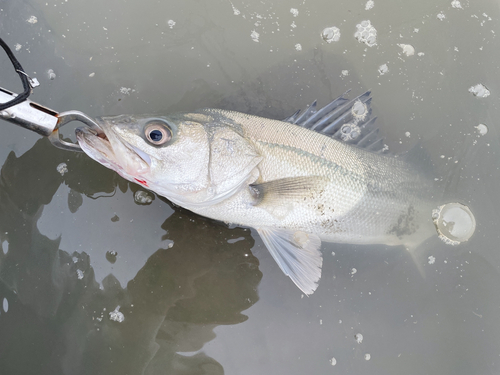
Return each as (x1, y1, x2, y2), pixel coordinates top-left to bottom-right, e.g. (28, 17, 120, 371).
(1, 0, 500, 374)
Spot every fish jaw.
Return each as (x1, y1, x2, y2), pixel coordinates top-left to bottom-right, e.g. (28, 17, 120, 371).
(75, 122, 151, 182)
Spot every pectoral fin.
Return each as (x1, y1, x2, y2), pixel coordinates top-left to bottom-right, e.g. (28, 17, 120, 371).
(257, 227, 323, 295)
(250, 176, 327, 205)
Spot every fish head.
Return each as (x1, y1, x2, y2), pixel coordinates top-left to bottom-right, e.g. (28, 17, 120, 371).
(76, 112, 261, 207)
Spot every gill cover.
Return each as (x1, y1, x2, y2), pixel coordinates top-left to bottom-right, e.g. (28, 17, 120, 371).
(201, 123, 262, 206)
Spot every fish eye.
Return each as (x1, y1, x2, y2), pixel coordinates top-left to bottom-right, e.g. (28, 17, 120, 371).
(144, 121, 172, 145)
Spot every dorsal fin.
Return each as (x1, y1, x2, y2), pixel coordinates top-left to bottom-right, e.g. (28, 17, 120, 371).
(283, 91, 388, 154)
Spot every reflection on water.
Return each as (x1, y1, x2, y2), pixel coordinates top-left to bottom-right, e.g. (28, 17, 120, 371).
(0, 139, 261, 374)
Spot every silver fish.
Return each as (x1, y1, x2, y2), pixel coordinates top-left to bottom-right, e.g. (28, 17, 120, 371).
(76, 92, 437, 295)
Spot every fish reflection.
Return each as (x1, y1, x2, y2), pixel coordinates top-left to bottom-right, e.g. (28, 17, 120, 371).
(0, 139, 261, 374)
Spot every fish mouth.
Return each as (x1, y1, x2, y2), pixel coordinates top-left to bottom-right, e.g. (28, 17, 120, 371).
(88, 124, 109, 141)
(75, 121, 151, 176)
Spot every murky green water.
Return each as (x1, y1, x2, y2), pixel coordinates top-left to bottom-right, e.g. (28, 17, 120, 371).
(1, 0, 500, 374)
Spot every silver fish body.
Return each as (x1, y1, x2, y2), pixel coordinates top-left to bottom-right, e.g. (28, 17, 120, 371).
(76, 93, 437, 294)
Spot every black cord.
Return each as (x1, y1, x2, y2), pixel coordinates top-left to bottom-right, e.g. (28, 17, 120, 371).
(0, 37, 32, 111)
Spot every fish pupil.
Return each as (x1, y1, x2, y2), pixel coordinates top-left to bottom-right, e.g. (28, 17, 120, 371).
(149, 130, 163, 141)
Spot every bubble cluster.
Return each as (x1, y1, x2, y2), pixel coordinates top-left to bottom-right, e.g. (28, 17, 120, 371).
(120, 87, 133, 95)
(339, 100, 369, 141)
(354, 20, 377, 47)
(57, 163, 68, 176)
(47, 69, 56, 80)
(109, 306, 125, 322)
(321, 26, 341, 43)
(134, 190, 153, 205)
(469, 84, 490, 98)
(355, 333, 363, 343)
(341, 123, 361, 141)
(250, 30, 260, 42)
(231, 4, 240, 15)
(77, 269, 84, 279)
(475, 124, 488, 135)
(398, 44, 415, 56)
(378, 63, 389, 75)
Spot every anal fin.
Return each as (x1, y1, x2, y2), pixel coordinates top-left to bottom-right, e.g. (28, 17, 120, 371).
(257, 227, 323, 295)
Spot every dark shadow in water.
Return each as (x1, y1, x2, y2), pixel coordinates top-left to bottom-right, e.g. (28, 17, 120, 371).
(0, 139, 261, 375)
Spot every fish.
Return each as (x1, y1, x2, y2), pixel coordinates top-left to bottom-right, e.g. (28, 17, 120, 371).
(76, 91, 437, 295)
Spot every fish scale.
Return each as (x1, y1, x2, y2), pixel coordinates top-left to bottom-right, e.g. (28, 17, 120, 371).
(198, 108, 430, 237)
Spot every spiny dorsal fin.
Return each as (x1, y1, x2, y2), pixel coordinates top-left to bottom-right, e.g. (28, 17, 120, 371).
(283, 91, 388, 154)
(257, 227, 323, 295)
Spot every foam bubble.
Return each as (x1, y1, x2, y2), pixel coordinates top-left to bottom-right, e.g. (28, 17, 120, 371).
(432, 203, 476, 245)
(109, 306, 125, 322)
(77, 269, 84, 279)
(378, 63, 389, 75)
(469, 84, 490, 98)
(475, 124, 488, 136)
(250, 30, 260, 42)
(354, 20, 377, 47)
(134, 191, 153, 205)
(321, 26, 341, 43)
(1, 241, 8, 255)
(398, 44, 415, 56)
(57, 163, 68, 176)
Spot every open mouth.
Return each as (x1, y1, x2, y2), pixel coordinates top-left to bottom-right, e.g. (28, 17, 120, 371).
(76, 123, 152, 175)
(86, 125, 109, 141)
(75, 125, 115, 164)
